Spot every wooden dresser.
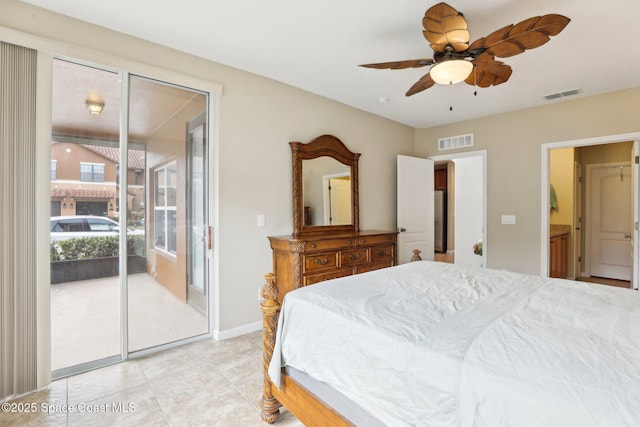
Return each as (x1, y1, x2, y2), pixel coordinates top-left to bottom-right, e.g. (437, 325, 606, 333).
(268, 230, 397, 303)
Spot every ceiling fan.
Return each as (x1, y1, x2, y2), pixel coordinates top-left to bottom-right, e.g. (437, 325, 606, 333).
(360, 2, 570, 96)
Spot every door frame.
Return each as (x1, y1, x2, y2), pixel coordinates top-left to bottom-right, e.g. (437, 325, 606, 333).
(429, 150, 487, 268)
(186, 111, 209, 314)
(541, 132, 640, 290)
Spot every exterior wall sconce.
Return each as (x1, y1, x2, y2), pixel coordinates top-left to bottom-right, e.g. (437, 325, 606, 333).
(86, 99, 104, 115)
(63, 202, 67, 208)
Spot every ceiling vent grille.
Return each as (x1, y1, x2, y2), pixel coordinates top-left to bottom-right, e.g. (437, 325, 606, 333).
(438, 133, 474, 151)
(543, 88, 581, 100)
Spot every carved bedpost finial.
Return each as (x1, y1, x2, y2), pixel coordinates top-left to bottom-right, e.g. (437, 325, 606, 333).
(260, 273, 282, 423)
(261, 272, 279, 302)
(410, 249, 422, 262)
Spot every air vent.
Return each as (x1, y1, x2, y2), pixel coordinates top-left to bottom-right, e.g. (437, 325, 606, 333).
(438, 133, 474, 151)
(543, 88, 581, 101)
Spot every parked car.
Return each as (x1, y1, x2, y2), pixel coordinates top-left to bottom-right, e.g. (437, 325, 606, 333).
(50, 215, 143, 241)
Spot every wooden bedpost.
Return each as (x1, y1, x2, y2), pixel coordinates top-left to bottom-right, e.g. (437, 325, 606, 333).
(410, 249, 422, 262)
(260, 273, 282, 423)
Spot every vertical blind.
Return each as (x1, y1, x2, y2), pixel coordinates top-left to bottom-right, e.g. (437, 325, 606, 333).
(0, 41, 38, 400)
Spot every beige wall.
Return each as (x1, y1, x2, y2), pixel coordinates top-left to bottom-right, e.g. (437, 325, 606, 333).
(0, 1, 414, 336)
(415, 87, 640, 275)
(549, 147, 575, 277)
(549, 148, 574, 226)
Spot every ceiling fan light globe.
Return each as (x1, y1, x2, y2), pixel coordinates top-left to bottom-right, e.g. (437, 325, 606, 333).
(430, 60, 473, 85)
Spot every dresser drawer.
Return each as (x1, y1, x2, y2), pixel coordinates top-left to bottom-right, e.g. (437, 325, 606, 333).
(304, 269, 352, 286)
(354, 234, 396, 246)
(371, 245, 394, 261)
(341, 248, 368, 266)
(356, 260, 394, 274)
(304, 251, 338, 272)
(306, 238, 356, 251)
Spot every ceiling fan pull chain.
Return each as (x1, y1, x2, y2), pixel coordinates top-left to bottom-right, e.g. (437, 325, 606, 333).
(449, 83, 453, 111)
(473, 65, 478, 97)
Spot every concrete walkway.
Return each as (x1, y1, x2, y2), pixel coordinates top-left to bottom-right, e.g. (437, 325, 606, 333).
(51, 273, 208, 371)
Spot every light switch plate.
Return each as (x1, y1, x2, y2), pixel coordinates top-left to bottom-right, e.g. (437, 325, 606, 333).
(257, 214, 266, 227)
(501, 214, 516, 225)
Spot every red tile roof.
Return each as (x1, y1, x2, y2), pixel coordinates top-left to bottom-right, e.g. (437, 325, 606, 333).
(82, 145, 146, 169)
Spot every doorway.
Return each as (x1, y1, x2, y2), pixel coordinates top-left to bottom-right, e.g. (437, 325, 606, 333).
(430, 151, 486, 269)
(542, 134, 639, 290)
(50, 59, 212, 376)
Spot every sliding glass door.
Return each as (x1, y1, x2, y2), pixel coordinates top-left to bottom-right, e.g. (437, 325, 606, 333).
(126, 75, 209, 352)
(50, 59, 211, 376)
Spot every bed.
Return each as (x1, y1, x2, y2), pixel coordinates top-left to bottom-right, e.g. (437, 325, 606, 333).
(259, 259, 640, 426)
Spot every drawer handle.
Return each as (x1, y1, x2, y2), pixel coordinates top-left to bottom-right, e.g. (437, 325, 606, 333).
(311, 243, 317, 248)
(361, 239, 366, 244)
(347, 240, 353, 245)
(315, 257, 330, 265)
(348, 253, 361, 260)
(376, 249, 387, 256)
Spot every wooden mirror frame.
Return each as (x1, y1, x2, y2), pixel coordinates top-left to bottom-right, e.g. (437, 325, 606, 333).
(291, 135, 360, 236)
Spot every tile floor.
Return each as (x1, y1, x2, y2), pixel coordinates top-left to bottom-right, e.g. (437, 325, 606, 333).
(0, 332, 303, 427)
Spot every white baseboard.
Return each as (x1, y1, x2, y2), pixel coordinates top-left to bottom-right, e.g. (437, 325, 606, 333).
(213, 320, 261, 341)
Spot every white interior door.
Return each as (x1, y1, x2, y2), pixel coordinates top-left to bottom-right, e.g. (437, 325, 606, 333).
(324, 174, 351, 225)
(397, 155, 434, 263)
(632, 142, 639, 290)
(573, 161, 583, 278)
(588, 162, 633, 280)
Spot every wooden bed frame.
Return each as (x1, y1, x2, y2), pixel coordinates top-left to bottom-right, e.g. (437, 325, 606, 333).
(259, 249, 423, 425)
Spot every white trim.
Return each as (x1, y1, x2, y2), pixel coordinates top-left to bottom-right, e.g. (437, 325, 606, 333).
(540, 132, 640, 278)
(429, 149, 488, 268)
(214, 320, 262, 341)
(36, 50, 54, 390)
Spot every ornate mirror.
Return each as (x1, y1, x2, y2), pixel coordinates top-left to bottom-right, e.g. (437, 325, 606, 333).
(291, 135, 360, 236)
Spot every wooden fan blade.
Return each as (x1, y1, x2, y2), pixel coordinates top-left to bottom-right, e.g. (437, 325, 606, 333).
(422, 2, 469, 52)
(466, 55, 513, 87)
(468, 14, 570, 58)
(406, 73, 436, 96)
(359, 59, 434, 70)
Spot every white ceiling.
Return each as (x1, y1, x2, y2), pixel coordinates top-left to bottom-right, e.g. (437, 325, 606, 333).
(23, 0, 640, 128)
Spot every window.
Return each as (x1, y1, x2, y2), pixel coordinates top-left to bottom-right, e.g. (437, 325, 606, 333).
(154, 161, 177, 254)
(51, 160, 57, 180)
(86, 217, 118, 232)
(50, 218, 86, 232)
(80, 162, 105, 182)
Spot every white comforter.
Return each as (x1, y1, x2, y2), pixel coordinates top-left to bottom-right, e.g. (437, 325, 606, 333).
(268, 261, 640, 426)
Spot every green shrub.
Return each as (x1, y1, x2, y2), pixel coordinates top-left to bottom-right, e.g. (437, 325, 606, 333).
(51, 235, 146, 262)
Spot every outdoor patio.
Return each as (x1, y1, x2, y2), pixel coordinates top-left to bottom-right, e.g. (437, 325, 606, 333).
(51, 272, 208, 371)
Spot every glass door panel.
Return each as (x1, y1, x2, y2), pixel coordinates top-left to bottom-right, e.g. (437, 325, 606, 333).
(50, 59, 122, 375)
(127, 75, 209, 352)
